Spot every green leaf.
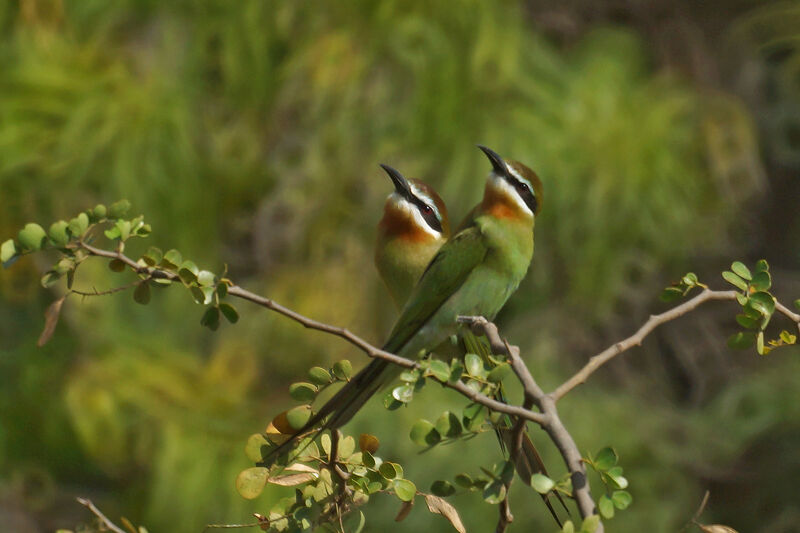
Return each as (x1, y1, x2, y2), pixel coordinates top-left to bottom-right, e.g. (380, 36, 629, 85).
(659, 287, 683, 302)
(462, 403, 486, 431)
(448, 360, 464, 382)
(756, 331, 765, 355)
(108, 199, 131, 218)
(731, 261, 752, 281)
(197, 270, 215, 287)
(722, 271, 748, 291)
(611, 490, 632, 510)
(18, 223, 47, 251)
(750, 271, 771, 291)
(487, 363, 512, 383)
(580, 515, 600, 533)
(379, 462, 400, 480)
(286, 405, 312, 430)
(133, 282, 151, 305)
(593, 447, 618, 471)
(108, 258, 126, 272)
(104, 227, 120, 240)
(779, 330, 797, 345)
(41, 271, 61, 288)
(216, 282, 228, 298)
(393, 479, 416, 502)
(235, 467, 269, 499)
(48, 221, 70, 246)
(754, 259, 769, 273)
(308, 367, 331, 385)
(482, 480, 506, 504)
(435, 411, 462, 438)
(219, 302, 239, 323)
(431, 480, 456, 497)
(464, 353, 483, 377)
(454, 474, 473, 488)
(561, 521, 575, 533)
(605, 466, 628, 489)
(92, 204, 107, 219)
(530, 473, 554, 494)
(427, 360, 451, 382)
(681, 272, 698, 286)
(727, 331, 756, 350)
(1, 239, 18, 266)
(289, 382, 317, 402)
(116, 220, 131, 241)
(392, 384, 414, 403)
(748, 291, 775, 317)
(68, 213, 89, 237)
(339, 435, 356, 459)
(161, 249, 183, 269)
(410, 419, 440, 446)
(200, 306, 220, 331)
(598, 494, 614, 519)
(190, 286, 205, 304)
(735, 314, 758, 329)
(245, 433, 269, 463)
(794, 299, 800, 311)
(178, 260, 199, 284)
(332, 359, 353, 380)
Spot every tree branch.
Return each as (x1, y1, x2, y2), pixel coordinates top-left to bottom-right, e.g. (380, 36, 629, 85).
(76, 497, 127, 533)
(551, 289, 738, 401)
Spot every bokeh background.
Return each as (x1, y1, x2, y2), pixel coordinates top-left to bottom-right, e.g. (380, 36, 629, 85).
(1, 1, 799, 531)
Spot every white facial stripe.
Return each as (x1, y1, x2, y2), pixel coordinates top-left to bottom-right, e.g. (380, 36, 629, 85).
(408, 183, 442, 221)
(490, 173, 534, 217)
(389, 193, 442, 238)
(506, 165, 533, 190)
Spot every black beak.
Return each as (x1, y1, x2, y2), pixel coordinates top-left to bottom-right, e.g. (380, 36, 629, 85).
(477, 145, 507, 176)
(379, 164, 413, 199)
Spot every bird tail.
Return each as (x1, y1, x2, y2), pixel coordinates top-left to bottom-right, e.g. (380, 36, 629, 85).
(260, 358, 392, 465)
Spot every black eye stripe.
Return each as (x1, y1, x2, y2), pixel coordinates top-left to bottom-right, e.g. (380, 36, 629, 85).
(410, 197, 442, 233)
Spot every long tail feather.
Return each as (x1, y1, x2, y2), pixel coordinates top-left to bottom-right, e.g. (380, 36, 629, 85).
(261, 359, 390, 464)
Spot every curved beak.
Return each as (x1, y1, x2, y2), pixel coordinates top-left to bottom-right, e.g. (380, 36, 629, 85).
(477, 145, 508, 176)
(379, 164, 413, 199)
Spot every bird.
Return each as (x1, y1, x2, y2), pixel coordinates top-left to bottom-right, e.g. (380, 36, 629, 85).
(265, 143, 542, 454)
(372, 163, 567, 524)
(374, 164, 450, 310)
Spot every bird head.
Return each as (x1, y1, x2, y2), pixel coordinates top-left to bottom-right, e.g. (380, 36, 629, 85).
(478, 145, 543, 221)
(378, 164, 450, 241)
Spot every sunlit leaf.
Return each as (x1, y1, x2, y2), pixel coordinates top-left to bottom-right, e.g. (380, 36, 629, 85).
(730, 261, 752, 281)
(235, 467, 269, 499)
(593, 447, 618, 471)
(332, 360, 352, 380)
(48, 221, 70, 246)
(464, 353, 483, 377)
(289, 382, 317, 402)
(308, 366, 332, 385)
(531, 473, 555, 494)
(611, 490, 632, 509)
(286, 405, 312, 430)
(722, 271, 747, 291)
(482, 480, 506, 504)
(245, 433, 269, 463)
(410, 419, 439, 446)
(1, 239, 17, 266)
(580, 514, 601, 533)
(598, 494, 614, 519)
(18, 223, 47, 251)
(426, 360, 451, 381)
(393, 479, 416, 502)
(749, 271, 771, 291)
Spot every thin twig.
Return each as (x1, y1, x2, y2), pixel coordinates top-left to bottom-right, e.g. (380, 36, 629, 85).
(75, 240, 547, 425)
(76, 497, 127, 533)
(775, 300, 800, 335)
(70, 279, 144, 298)
(551, 290, 739, 401)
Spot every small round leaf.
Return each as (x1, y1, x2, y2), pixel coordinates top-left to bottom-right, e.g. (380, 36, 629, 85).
(308, 367, 332, 385)
(289, 382, 317, 402)
(286, 405, 312, 430)
(393, 479, 417, 502)
(235, 467, 269, 499)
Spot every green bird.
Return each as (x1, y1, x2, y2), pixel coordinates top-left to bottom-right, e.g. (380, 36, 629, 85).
(374, 164, 450, 309)
(372, 163, 566, 524)
(267, 145, 542, 462)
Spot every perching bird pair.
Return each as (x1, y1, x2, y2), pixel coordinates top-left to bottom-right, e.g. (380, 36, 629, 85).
(267, 145, 566, 523)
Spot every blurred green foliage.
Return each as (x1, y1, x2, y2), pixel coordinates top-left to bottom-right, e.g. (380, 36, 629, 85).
(0, 1, 798, 532)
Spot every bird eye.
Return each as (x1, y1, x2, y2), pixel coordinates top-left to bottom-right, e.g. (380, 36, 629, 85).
(421, 205, 433, 214)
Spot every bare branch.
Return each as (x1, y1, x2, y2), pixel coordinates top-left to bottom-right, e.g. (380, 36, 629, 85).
(775, 300, 800, 335)
(76, 497, 127, 533)
(551, 290, 739, 402)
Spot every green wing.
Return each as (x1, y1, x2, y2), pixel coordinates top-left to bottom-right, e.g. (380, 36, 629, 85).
(383, 221, 488, 353)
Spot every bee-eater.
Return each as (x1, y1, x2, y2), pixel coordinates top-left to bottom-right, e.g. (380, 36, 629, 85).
(267, 145, 542, 461)
(373, 163, 566, 524)
(374, 164, 450, 309)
